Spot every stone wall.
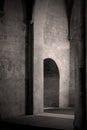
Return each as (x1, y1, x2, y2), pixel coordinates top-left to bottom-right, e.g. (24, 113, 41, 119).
(33, 0, 70, 114)
(0, 0, 25, 119)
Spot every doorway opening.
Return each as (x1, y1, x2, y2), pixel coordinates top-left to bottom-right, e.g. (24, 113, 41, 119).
(44, 58, 74, 115)
(44, 58, 60, 110)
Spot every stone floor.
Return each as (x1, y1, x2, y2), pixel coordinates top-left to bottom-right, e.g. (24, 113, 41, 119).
(44, 107, 74, 115)
(0, 109, 74, 130)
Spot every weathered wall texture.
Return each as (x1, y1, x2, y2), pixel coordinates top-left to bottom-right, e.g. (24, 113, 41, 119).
(0, 0, 25, 119)
(69, 0, 81, 107)
(33, 0, 70, 113)
(0, 0, 77, 118)
(33, 0, 47, 114)
(70, 0, 85, 129)
(43, 0, 70, 108)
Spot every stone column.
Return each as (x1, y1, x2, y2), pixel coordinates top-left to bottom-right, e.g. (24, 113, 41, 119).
(70, 0, 86, 129)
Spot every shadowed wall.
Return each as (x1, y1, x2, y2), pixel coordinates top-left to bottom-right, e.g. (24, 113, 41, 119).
(0, 0, 25, 119)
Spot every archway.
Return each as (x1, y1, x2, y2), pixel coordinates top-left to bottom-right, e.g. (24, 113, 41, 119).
(44, 58, 60, 109)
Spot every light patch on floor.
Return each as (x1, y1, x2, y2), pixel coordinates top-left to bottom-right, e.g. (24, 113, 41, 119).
(37, 113, 74, 119)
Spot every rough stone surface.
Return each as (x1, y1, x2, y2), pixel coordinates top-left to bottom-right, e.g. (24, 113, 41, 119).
(70, 0, 85, 129)
(0, 0, 25, 119)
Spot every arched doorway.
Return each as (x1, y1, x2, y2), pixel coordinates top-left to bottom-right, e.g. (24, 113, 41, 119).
(44, 58, 60, 108)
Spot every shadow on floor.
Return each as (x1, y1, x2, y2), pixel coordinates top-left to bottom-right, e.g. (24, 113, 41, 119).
(0, 121, 63, 130)
(0, 109, 74, 130)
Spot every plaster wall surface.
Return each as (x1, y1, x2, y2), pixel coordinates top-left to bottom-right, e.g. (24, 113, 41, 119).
(33, 0, 70, 114)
